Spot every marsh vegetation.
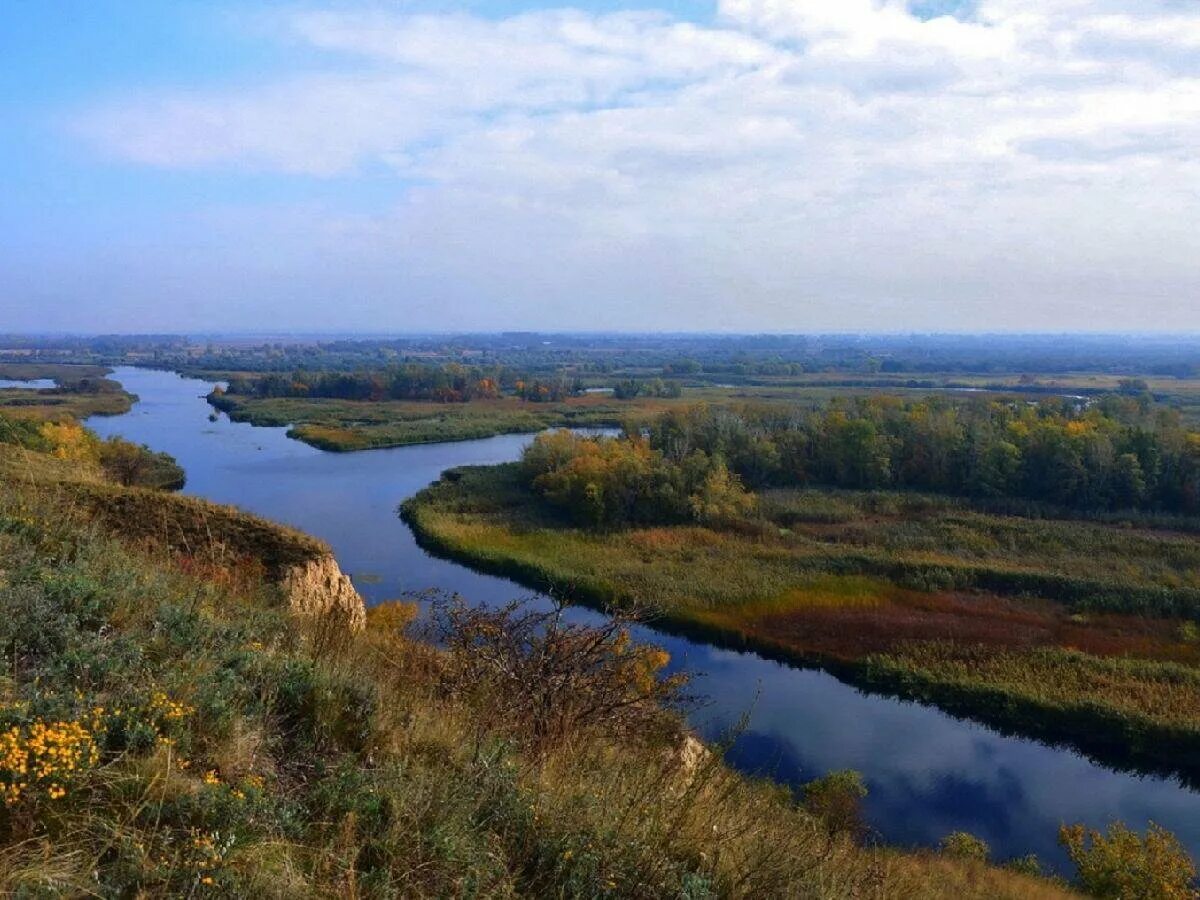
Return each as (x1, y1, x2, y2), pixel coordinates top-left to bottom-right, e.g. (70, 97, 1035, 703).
(402, 395, 1200, 778)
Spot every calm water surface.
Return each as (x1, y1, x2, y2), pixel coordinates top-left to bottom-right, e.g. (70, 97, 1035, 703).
(89, 367, 1200, 871)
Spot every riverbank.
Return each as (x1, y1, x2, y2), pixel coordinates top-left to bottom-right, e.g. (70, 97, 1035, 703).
(0, 362, 135, 419)
(402, 463, 1200, 782)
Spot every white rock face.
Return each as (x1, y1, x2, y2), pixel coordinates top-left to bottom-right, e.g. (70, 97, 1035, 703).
(279, 554, 367, 632)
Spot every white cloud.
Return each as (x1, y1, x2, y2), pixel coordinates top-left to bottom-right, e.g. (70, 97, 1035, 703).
(65, 0, 1200, 330)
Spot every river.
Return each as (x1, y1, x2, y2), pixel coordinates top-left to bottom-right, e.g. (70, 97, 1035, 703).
(88, 366, 1200, 871)
(0, 378, 56, 389)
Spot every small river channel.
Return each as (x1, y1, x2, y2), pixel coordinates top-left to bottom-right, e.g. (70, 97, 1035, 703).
(88, 366, 1200, 871)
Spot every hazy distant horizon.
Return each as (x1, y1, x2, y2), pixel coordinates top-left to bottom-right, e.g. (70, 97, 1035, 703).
(6, 330, 1200, 342)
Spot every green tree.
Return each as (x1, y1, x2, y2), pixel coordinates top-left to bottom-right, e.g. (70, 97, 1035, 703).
(1112, 452, 1147, 507)
(688, 461, 756, 527)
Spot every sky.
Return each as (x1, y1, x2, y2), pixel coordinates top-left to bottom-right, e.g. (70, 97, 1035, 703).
(0, 0, 1198, 334)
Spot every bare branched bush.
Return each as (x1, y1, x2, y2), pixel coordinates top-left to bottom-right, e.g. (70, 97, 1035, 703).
(425, 595, 688, 756)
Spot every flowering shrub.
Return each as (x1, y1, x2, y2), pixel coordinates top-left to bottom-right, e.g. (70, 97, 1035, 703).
(0, 692, 194, 808)
(185, 828, 232, 887)
(0, 716, 99, 805)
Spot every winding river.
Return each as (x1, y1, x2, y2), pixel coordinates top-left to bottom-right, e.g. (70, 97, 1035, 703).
(88, 367, 1200, 871)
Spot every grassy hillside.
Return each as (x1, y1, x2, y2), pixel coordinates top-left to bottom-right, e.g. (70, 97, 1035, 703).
(0, 437, 1098, 895)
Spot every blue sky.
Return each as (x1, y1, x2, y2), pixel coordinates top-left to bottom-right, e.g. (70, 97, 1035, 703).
(2, 0, 1197, 333)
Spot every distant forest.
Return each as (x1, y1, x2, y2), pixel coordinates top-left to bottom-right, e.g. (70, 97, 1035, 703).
(220, 366, 583, 403)
(3, 333, 1199, 378)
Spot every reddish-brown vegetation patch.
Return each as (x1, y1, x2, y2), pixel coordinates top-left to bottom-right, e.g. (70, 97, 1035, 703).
(750, 589, 1200, 664)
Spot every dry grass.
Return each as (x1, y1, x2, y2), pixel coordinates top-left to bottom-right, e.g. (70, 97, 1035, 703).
(67, 480, 328, 576)
(875, 643, 1200, 733)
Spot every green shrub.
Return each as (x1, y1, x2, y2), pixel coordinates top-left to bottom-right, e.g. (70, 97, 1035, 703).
(799, 769, 869, 838)
(1059, 821, 1198, 899)
(265, 657, 377, 754)
(97, 436, 185, 490)
(1005, 854, 1042, 877)
(940, 831, 990, 861)
(0, 413, 50, 451)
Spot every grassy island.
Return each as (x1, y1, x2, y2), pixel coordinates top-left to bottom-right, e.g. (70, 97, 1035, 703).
(209, 391, 688, 451)
(401, 397, 1200, 783)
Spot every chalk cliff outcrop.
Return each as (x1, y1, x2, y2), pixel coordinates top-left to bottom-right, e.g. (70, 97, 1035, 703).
(280, 554, 367, 632)
(71, 481, 367, 631)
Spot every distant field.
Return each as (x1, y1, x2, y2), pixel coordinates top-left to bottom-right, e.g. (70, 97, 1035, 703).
(730, 373, 1200, 425)
(403, 464, 1200, 778)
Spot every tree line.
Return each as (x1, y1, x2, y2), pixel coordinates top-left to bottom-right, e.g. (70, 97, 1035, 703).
(221, 365, 681, 405)
(647, 395, 1200, 513)
(521, 394, 1200, 527)
(222, 365, 509, 403)
(613, 378, 683, 399)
